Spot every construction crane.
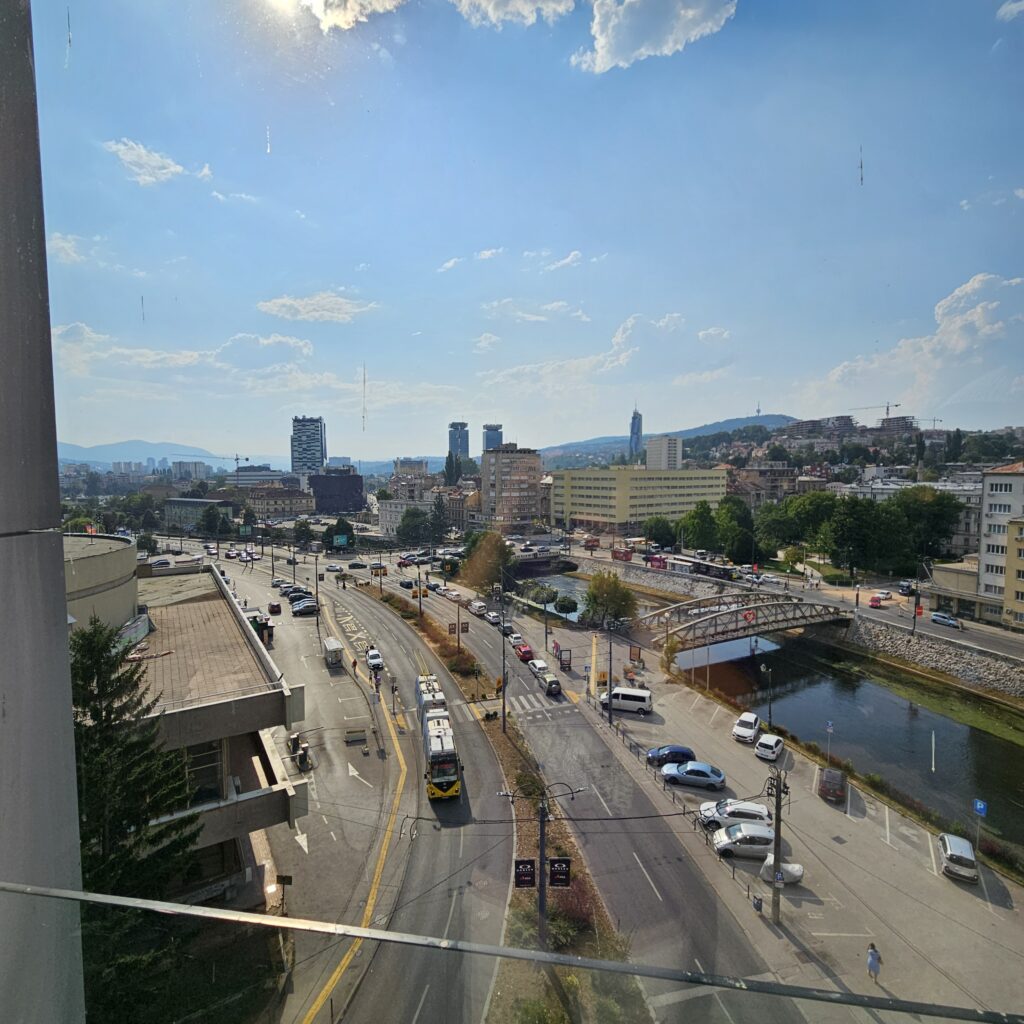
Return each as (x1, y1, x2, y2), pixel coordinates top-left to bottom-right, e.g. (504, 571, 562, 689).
(850, 402, 902, 418)
(922, 418, 944, 430)
(171, 453, 249, 488)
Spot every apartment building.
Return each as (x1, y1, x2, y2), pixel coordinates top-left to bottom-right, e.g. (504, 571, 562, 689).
(646, 435, 681, 471)
(977, 461, 1024, 625)
(1003, 516, 1024, 631)
(290, 415, 327, 473)
(473, 443, 543, 535)
(378, 497, 434, 536)
(550, 466, 727, 535)
(248, 488, 315, 519)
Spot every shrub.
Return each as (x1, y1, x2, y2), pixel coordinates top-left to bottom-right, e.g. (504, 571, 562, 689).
(546, 909, 580, 950)
(445, 650, 479, 676)
(552, 885, 597, 935)
(805, 741, 820, 757)
(515, 770, 544, 803)
(594, 996, 625, 1024)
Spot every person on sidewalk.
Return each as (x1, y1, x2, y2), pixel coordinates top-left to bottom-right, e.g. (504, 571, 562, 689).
(866, 943, 883, 984)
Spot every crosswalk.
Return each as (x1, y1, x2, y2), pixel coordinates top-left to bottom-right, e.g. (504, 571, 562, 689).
(409, 693, 577, 723)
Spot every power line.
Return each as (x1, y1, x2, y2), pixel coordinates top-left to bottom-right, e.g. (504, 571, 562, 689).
(0, 881, 1016, 1023)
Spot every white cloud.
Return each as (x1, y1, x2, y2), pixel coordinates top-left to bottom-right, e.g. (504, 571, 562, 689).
(1015, 188, 1024, 200)
(523, 249, 551, 259)
(573, 0, 736, 74)
(996, 0, 1024, 21)
(296, 209, 308, 220)
(355, 262, 370, 271)
(541, 300, 591, 321)
(197, 163, 213, 181)
(228, 332, 315, 358)
(294, 0, 408, 33)
(673, 366, 729, 387)
(103, 138, 185, 186)
(590, 252, 609, 263)
(212, 190, 258, 203)
(47, 232, 85, 264)
(482, 298, 548, 322)
(449, 0, 574, 27)
(437, 256, 464, 273)
(475, 247, 505, 260)
(473, 332, 500, 353)
(544, 250, 582, 271)
(698, 326, 730, 343)
(959, 198, 972, 211)
(257, 290, 378, 322)
(652, 312, 684, 330)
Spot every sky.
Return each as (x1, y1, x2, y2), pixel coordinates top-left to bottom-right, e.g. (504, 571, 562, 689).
(35, 0, 1024, 460)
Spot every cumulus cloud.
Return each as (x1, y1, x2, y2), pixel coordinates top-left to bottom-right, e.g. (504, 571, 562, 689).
(1015, 188, 1024, 200)
(257, 290, 378, 322)
(294, 0, 408, 33)
(449, 0, 574, 26)
(103, 138, 185, 186)
(572, 0, 737, 74)
(482, 298, 549, 322)
(475, 247, 504, 260)
(473, 332, 500, 353)
(47, 233, 85, 264)
(673, 366, 729, 387)
(698, 326, 730, 343)
(652, 312, 684, 330)
(228, 332, 315, 358)
(197, 163, 213, 181)
(437, 256, 463, 273)
(544, 250, 582, 271)
(996, 0, 1024, 21)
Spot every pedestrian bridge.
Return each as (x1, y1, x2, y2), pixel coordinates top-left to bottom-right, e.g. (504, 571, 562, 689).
(635, 593, 851, 650)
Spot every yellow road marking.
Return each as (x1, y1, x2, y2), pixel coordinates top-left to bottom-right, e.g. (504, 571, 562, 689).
(563, 688, 581, 704)
(467, 702, 484, 721)
(302, 604, 409, 1023)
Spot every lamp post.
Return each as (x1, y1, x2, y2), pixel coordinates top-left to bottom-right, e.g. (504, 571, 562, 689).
(416, 563, 423, 617)
(759, 663, 773, 729)
(607, 635, 613, 726)
(500, 565, 508, 734)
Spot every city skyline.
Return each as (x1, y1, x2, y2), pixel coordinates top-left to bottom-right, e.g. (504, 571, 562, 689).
(35, 2, 1024, 456)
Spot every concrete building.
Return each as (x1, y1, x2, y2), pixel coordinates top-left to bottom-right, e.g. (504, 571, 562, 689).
(327, 456, 352, 468)
(137, 570, 307, 904)
(550, 466, 727, 535)
(233, 465, 288, 487)
(393, 457, 429, 476)
(1003, 517, 1024, 631)
(473, 443, 543, 535)
(378, 497, 434, 537)
(733, 462, 798, 504)
(164, 497, 234, 531)
(308, 468, 364, 515)
(977, 461, 1024, 625)
(248, 488, 315, 519)
(482, 423, 503, 452)
(628, 406, 643, 461)
(448, 421, 469, 461)
(646, 435, 681, 471)
(63, 534, 139, 631)
(290, 415, 327, 473)
(171, 460, 211, 481)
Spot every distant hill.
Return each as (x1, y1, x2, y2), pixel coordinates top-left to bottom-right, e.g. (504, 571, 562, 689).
(541, 414, 795, 468)
(57, 439, 218, 469)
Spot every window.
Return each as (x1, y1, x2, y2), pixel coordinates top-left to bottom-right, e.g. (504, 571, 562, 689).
(988, 503, 1012, 515)
(988, 482, 1013, 493)
(983, 584, 1004, 596)
(1016, 591, 1024, 602)
(991, 523, 1008, 534)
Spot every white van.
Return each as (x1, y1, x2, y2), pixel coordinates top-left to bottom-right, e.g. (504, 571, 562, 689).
(598, 686, 653, 717)
(937, 833, 979, 884)
(468, 600, 487, 617)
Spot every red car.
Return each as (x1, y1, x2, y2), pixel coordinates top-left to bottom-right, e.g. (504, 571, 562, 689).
(515, 644, 534, 662)
(397, 558, 413, 567)
(868, 595, 882, 609)
(268, 601, 282, 615)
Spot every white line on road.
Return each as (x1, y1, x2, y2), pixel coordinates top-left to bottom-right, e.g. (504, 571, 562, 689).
(694, 959, 736, 1024)
(322, 815, 329, 825)
(810, 931, 875, 938)
(459, 830, 464, 859)
(329, 831, 336, 842)
(443, 895, 458, 938)
(411, 985, 430, 1024)
(927, 835, 937, 875)
(632, 852, 663, 902)
(592, 786, 613, 817)
(708, 706, 721, 725)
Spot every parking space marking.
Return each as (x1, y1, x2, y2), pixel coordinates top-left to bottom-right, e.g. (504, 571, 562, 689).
(927, 836, 937, 875)
(978, 870, 997, 915)
(688, 693, 703, 714)
(708, 706, 721, 726)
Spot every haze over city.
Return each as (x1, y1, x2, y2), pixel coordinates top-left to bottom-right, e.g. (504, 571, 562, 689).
(35, 0, 1024, 458)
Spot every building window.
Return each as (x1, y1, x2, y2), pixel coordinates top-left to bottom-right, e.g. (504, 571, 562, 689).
(1016, 591, 1024, 602)
(991, 523, 1008, 534)
(988, 482, 1013, 493)
(988, 503, 1012, 514)
(982, 584, 1004, 596)
(986, 544, 1007, 555)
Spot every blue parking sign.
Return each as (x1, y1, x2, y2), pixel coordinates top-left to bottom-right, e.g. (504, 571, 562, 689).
(974, 799, 987, 817)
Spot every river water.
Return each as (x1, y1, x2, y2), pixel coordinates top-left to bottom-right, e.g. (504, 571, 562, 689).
(534, 574, 1024, 848)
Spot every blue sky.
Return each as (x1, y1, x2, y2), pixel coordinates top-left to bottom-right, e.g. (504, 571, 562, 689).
(35, 0, 1024, 459)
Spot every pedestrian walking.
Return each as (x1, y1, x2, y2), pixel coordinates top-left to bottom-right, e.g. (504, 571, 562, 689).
(866, 943, 883, 984)
(243, 596, 248, 609)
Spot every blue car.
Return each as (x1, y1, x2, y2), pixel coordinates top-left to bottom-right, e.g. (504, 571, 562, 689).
(661, 762, 726, 790)
(646, 744, 696, 768)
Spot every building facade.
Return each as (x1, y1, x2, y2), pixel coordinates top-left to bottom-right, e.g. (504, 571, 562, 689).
(290, 415, 327, 473)
(393, 457, 429, 476)
(474, 443, 543, 535)
(448, 421, 469, 461)
(171, 460, 211, 481)
(732, 462, 798, 504)
(646, 435, 680, 471)
(248, 488, 315, 518)
(164, 497, 234, 530)
(378, 497, 434, 537)
(482, 424, 503, 452)
(628, 407, 643, 460)
(550, 466, 728, 534)
(1003, 516, 1024, 631)
(63, 534, 139, 630)
(308, 469, 364, 515)
(977, 462, 1024, 625)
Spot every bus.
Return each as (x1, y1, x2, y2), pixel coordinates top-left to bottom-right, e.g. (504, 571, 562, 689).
(419, 681, 461, 799)
(668, 555, 740, 581)
(416, 674, 447, 712)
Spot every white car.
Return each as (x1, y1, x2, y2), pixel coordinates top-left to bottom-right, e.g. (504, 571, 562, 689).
(527, 659, 549, 677)
(874, 590, 892, 600)
(754, 734, 785, 761)
(712, 823, 776, 859)
(699, 799, 773, 831)
(325, 564, 341, 572)
(365, 648, 384, 671)
(483, 611, 501, 625)
(507, 633, 524, 647)
(732, 712, 761, 743)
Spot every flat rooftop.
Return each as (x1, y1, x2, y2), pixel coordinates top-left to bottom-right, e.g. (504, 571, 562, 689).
(137, 573, 275, 714)
(63, 534, 131, 561)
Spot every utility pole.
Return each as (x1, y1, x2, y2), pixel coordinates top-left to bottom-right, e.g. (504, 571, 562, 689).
(760, 664, 774, 729)
(500, 567, 508, 734)
(607, 635, 613, 726)
(767, 766, 789, 925)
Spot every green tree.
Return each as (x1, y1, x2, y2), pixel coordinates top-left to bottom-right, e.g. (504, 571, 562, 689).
(891, 486, 963, 561)
(823, 496, 876, 577)
(375, 487, 393, 501)
(642, 515, 676, 549)
(765, 445, 791, 464)
(241, 505, 257, 526)
(554, 595, 578, 616)
(71, 618, 201, 1019)
(136, 533, 158, 555)
(945, 427, 963, 462)
(141, 508, 158, 531)
(714, 496, 757, 563)
(582, 569, 638, 626)
(460, 457, 480, 477)
(199, 502, 222, 537)
(679, 501, 718, 551)
(64, 516, 96, 534)
(461, 531, 514, 592)
(293, 519, 314, 548)
(443, 451, 461, 486)
(396, 507, 431, 547)
(529, 584, 558, 606)
(429, 493, 449, 545)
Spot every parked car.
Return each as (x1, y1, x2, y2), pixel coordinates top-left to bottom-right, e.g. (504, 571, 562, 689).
(425, 581, 442, 592)
(646, 744, 696, 768)
(399, 579, 414, 589)
(931, 612, 961, 628)
(538, 672, 561, 696)
(937, 833, 979, 884)
(268, 601, 282, 614)
(286, 557, 297, 565)
(397, 559, 413, 567)
(500, 622, 515, 636)
(507, 632, 524, 647)
(515, 644, 534, 662)
(287, 590, 314, 604)
(818, 768, 847, 804)
(698, 799, 772, 831)
(712, 823, 776, 859)
(369, 561, 385, 570)
(271, 578, 286, 588)
(898, 584, 916, 596)
(484, 611, 501, 625)
(151, 559, 171, 568)
(292, 601, 319, 616)
(754, 734, 785, 762)
(349, 561, 367, 569)
(527, 659, 550, 677)
(731, 712, 761, 743)
(365, 648, 384, 670)
(868, 595, 882, 609)
(325, 563, 341, 572)
(875, 590, 892, 600)
(661, 762, 726, 790)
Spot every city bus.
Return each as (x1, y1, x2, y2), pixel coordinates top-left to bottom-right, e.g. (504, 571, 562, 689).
(668, 555, 741, 581)
(421, 705, 461, 799)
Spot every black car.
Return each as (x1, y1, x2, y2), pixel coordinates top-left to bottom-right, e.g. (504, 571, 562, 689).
(646, 744, 697, 768)
(500, 622, 515, 636)
(286, 557, 298, 565)
(425, 581, 442, 592)
(287, 590, 313, 604)
(349, 561, 367, 569)
(399, 579, 415, 590)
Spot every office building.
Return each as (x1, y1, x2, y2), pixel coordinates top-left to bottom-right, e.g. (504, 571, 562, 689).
(628, 406, 643, 461)
(291, 416, 327, 473)
(473, 443, 543, 535)
(327, 456, 351, 468)
(646, 435, 681, 471)
(482, 424, 503, 452)
(550, 466, 727, 535)
(448, 421, 469, 461)
(309, 467, 365, 515)
(164, 497, 234, 531)
(248, 489, 315, 519)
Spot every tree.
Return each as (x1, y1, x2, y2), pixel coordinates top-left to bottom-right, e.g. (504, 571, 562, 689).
(461, 531, 514, 592)
(443, 451, 461, 486)
(822, 496, 876, 577)
(945, 427, 963, 462)
(64, 516, 96, 534)
(241, 505, 257, 526)
(554, 595, 578, 616)
(529, 584, 558, 606)
(199, 502, 222, 537)
(714, 496, 758, 563)
(891, 486, 963, 561)
(679, 500, 718, 551)
(293, 519, 314, 548)
(429, 493, 449, 545)
(460, 457, 480, 477)
(582, 570, 637, 626)
(376, 488, 393, 501)
(141, 508, 158, 531)
(71, 618, 201, 1019)
(396, 507, 430, 547)
(642, 515, 676, 550)
(328, 516, 355, 549)
(136, 533, 158, 555)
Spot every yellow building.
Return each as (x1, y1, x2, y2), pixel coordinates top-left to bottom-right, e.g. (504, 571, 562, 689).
(550, 466, 727, 535)
(1004, 516, 1024, 632)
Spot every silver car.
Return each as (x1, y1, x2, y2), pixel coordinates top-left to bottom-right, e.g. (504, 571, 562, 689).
(699, 799, 772, 831)
(712, 823, 776, 859)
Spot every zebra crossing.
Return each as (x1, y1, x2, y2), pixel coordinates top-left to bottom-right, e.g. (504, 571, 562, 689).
(412, 694, 577, 723)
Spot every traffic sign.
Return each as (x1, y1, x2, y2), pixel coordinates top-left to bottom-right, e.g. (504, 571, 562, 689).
(974, 799, 987, 817)
(826, 721, 834, 734)
(514, 859, 536, 888)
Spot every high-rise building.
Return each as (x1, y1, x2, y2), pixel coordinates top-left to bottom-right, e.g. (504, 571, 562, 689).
(291, 415, 327, 473)
(977, 461, 1024, 626)
(646, 435, 680, 471)
(482, 423, 503, 452)
(474, 443, 542, 535)
(628, 406, 643, 460)
(327, 456, 351, 467)
(448, 421, 469, 461)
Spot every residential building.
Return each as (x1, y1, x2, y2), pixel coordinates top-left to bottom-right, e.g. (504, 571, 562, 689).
(393, 457, 429, 476)
(378, 497, 434, 537)
(732, 462, 798, 503)
(448, 421, 469, 461)
(171, 460, 211, 481)
(550, 466, 727, 535)
(389, 473, 435, 500)
(976, 461, 1024, 624)
(472, 443, 543, 535)
(308, 467, 365, 515)
(233, 465, 288, 487)
(164, 497, 234, 531)
(780, 416, 857, 439)
(435, 485, 475, 534)
(1003, 516, 1024, 631)
(327, 456, 352, 468)
(646, 435, 681, 471)
(290, 415, 327, 473)
(248, 488, 315, 519)
(482, 423, 503, 452)
(628, 406, 643, 460)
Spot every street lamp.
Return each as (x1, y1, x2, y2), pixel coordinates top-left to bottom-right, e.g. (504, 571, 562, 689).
(759, 663, 773, 729)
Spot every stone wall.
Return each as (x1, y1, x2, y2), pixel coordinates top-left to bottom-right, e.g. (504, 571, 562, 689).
(571, 553, 744, 603)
